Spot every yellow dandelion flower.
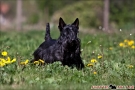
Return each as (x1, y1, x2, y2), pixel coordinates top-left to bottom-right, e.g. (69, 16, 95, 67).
(109, 47, 113, 50)
(91, 59, 97, 63)
(131, 46, 135, 49)
(98, 55, 102, 59)
(0, 58, 2, 61)
(119, 42, 126, 47)
(1, 51, 8, 56)
(128, 40, 134, 46)
(7, 57, 11, 61)
(93, 71, 97, 74)
(25, 59, 29, 64)
(0, 62, 6, 67)
(34, 61, 39, 64)
(1, 58, 6, 63)
(87, 63, 93, 67)
(20, 59, 29, 65)
(39, 59, 44, 64)
(5, 60, 11, 64)
(11, 58, 16, 63)
(127, 65, 134, 68)
(20, 62, 25, 65)
(0, 58, 3, 61)
(124, 39, 129, 43)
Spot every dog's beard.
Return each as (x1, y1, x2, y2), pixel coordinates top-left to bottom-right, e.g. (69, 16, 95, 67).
(65, 39, 78, 51)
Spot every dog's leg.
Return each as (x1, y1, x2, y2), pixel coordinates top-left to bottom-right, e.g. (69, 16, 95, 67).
(30, 48, 43, 63)
(75, 46, 84, 69)
(45, 23, 52, 40)
(75, 55, 84, 69)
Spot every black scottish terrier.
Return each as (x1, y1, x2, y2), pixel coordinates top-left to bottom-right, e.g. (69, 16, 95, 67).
(31, 17, 84, 69)
(109, 85, 116, 89)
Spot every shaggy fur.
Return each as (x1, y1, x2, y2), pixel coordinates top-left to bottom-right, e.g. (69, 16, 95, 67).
(31, 17, 84, 69)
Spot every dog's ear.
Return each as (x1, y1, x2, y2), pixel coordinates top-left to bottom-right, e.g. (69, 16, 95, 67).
(72, 18, 79, 28)
(58, 17, 66, 31)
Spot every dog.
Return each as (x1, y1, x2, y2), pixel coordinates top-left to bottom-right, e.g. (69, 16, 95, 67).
(109, 85, 116, 89)
(31, 17, 84, 69)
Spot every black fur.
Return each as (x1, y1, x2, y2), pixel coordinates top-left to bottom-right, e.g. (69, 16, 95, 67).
(31, 17, 84, 69)
(109, 85, 116, 89)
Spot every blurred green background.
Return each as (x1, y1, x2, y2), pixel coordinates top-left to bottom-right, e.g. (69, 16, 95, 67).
(0, 0, 135, 32)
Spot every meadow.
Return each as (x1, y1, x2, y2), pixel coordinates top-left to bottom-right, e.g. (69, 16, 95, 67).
(0, 29, 135, 90)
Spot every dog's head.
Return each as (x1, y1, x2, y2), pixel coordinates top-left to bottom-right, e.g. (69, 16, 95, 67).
(58, 17, 80, 50)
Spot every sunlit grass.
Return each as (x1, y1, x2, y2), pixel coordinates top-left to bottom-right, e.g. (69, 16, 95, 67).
(0, 30, 135, 89)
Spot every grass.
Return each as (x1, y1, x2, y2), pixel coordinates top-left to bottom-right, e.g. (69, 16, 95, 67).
(0, 29, 135, 90)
